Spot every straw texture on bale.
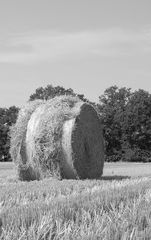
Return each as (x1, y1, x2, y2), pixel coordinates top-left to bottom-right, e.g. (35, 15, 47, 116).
(10, 100, 44, 180)
(10, 95, 104, 180)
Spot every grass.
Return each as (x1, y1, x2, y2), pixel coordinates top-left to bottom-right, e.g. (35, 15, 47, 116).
(0, 162, 151, 239)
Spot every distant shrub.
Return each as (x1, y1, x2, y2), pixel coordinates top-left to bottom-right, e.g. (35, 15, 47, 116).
(105, 154, 122, 162)
(123, 148, 151, 162)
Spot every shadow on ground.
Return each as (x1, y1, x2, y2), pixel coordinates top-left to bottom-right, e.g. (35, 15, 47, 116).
(101, 175, 131, 181)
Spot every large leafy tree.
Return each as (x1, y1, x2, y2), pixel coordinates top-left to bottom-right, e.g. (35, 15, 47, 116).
(0, 106, 19, 161)
(123, 89, 151, 160)
(98, 86, 151, 162)
(98, 85, 132, 160)
(29, 84, 88, 102)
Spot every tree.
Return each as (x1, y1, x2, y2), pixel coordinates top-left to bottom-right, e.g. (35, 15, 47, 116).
(98, 85, 132, 161)
(29, 84, 88, 102)
(98, 86, 151, 162)
(0, 106, 19, 161)
(122, 89, 151, 161)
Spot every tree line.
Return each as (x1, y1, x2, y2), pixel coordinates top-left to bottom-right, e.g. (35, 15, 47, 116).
(0, 84, 151, 162)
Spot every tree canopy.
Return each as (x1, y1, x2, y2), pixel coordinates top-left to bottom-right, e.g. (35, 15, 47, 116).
(29, 84, 88, 102)
(99, 86, 151, 162)
(0, 106, 19, 161)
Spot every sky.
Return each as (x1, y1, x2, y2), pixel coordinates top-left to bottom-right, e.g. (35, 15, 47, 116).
(0, 0, 151, 107)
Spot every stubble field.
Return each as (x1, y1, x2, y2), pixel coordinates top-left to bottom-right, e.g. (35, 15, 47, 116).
(0, 162, 151, 239)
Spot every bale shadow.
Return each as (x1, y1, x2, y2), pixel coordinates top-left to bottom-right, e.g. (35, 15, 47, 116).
(101, 175, 131, 181)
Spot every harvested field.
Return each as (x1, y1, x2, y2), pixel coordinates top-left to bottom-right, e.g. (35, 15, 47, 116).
(1, 162, 151, 239)
(103, 162, 151, 179)
(1, 162, 151, 182)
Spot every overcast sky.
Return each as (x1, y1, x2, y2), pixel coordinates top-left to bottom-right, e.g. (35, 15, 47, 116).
(0, 0, 151, 107)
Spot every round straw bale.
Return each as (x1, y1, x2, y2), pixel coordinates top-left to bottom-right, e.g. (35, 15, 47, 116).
(62, 103, 104, 179)
(10, 100, 44, 180)
(10, 95, 104, 180)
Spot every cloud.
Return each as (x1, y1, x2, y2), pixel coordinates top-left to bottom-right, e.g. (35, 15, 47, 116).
(0, 27, 151, 64)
